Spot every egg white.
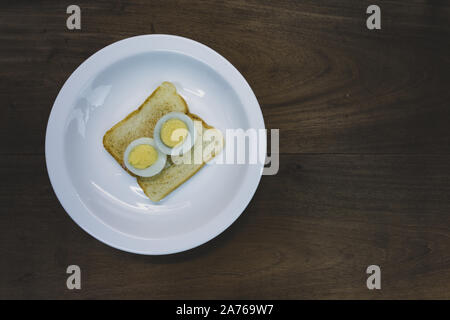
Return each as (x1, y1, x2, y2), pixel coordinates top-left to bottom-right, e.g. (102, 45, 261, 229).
(123, 137, 167, 177)
(153, 112, 197, 156)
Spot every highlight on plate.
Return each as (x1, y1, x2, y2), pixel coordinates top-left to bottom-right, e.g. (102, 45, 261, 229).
(103, 81, 224, 202)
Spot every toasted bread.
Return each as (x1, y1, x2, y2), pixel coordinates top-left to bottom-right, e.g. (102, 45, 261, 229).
(103, 81, 221, 202)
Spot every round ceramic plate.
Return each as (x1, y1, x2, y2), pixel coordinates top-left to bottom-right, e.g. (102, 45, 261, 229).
(45, 35, 266, 255)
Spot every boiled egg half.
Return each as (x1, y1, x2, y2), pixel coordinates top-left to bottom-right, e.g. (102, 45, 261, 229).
(123, 137, 167, 177)
(154, 112, 197, 155)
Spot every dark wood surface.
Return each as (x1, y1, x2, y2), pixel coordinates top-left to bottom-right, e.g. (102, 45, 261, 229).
(1, 0, 449, 299)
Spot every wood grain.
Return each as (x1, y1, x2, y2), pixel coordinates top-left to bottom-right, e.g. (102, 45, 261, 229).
(1, 154, 450, 299)
(1, 0, 450, 299)
(1, 0, 449, 154)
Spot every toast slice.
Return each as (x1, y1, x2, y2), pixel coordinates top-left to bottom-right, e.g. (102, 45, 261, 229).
(103, 81, 221, 202)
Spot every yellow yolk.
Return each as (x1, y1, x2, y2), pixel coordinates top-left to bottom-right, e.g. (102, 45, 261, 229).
(161, 119, 188, 147)
(128, 144, 158, 169)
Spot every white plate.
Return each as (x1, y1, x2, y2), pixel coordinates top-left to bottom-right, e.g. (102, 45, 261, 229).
(45, 35, 265, 255)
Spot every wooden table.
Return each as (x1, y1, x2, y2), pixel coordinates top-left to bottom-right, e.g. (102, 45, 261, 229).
(1, 0, 449, 299)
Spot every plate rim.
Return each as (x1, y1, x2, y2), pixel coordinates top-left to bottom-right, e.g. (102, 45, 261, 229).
(45, 34, 266, 255)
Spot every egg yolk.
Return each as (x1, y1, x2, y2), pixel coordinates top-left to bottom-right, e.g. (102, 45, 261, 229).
(128, 144, 158, 169)
(161, 119, 188, 147)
